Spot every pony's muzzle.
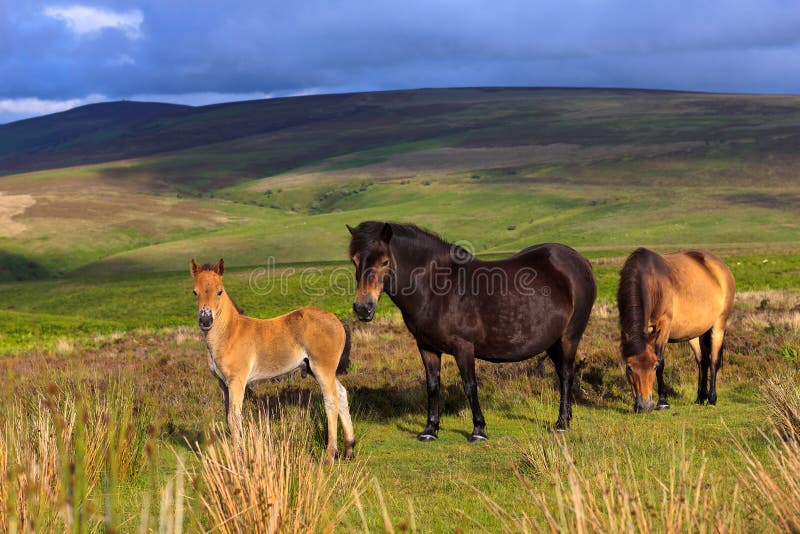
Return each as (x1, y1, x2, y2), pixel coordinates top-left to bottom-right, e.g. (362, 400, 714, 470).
(633, 396, 655, 413)
(198, 308, 214, 330)
(353, 300, 375, 322)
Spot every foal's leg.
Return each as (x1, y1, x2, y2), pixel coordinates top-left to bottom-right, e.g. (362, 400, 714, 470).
(335, 378, 356, 459)
(418, 344, 443, 442)
(226, 380, 246, 452)
(453, 342, 487, 442)
(547, 337, 576, 431)
(707, 321, 726, 405)
(314, 370, 341, 461)
(216, 376, 229, 415)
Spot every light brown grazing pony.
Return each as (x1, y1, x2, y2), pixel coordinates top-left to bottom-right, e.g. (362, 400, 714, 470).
(617, 248, 735, 413)
(191, 258, 355, 460)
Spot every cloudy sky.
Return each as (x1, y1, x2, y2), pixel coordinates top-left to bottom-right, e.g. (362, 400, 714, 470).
(2, 0, 800, 123)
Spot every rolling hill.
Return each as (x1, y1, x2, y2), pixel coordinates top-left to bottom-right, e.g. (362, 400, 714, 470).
(0, 87, 799, 279)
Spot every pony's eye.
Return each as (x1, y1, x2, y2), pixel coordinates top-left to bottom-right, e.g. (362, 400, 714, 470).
(625, 364, 632, 374)
(381, 259, 390, 267)
(217, 289, 223, 296)
(192, 290, 198, 296)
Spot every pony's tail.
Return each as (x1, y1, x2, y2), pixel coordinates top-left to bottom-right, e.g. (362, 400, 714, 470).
(336, 321, 351, 375)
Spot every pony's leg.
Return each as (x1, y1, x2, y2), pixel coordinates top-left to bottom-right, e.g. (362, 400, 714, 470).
(690, 335, 710, 404)
(453, 342, 487, 442)
(707, 322, 726, 405)
(654, 343, 670, 410)
(315, 371, 340, 461)
(226, 380, 246, 452)
(547, 337, 576, 431)
(335, 378, 356, 459)
(418, 345, 443, 442)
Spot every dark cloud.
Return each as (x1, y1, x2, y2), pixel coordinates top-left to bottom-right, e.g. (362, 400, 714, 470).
(2, 0, 800, 122)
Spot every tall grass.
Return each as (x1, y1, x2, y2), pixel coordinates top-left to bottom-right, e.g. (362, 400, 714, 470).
(736, 430, 800, 532)
(192, 407, 364, 533)
(0, 384, 150, 532)
(760, 369, 800, 441)
(478, 436, 739, 533)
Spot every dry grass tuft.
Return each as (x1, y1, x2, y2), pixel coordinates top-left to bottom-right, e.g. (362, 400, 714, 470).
(0, 385, 150, 532)
(759, 370, 800, 442)
(53, 338, 74, 355)
(477, 436, 738, 533)
(192, 408, 363, 533)
(172, 326, 195, 345)
(734, 416, 800, 532)
(591, 299, 615, 320)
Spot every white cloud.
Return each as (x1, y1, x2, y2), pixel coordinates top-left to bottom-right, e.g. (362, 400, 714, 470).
(44, 5, 143, 40)
(0, 94, 106, 118)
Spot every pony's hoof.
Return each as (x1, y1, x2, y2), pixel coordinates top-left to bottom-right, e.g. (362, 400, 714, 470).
(656, 402, 670, 410)
(468, 433, 488, 442)
(554, 419, 570, 432)
(418, 433, 438, 442)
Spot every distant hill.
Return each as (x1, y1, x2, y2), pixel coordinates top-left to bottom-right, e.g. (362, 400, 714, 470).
(3, 87, 798, 191)
(0, 101, 192, 171)
(0, 87, 799, 279)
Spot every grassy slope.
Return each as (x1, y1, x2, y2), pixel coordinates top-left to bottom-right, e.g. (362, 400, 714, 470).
(0, 88, 799, 279)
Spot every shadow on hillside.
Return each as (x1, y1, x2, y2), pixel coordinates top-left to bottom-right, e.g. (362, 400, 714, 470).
(0, 249, 51, 281)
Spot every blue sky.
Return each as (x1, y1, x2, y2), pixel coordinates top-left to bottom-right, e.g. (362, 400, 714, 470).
(2, 0, 800, 123)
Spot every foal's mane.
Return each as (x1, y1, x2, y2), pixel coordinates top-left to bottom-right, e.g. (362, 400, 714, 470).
(617, 248, 651, 357)
(348, 221, 472, 261)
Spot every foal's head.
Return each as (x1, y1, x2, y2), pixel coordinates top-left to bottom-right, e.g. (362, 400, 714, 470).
(624, 341, 658, 413)
(347, 222, 393, 321)
(190, 258, 226, 331)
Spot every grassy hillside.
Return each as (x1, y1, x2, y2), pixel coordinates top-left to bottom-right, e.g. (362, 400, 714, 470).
(0, 88, 799, 279)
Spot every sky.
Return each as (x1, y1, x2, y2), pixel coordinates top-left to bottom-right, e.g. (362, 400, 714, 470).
(2, 0, 800, 123)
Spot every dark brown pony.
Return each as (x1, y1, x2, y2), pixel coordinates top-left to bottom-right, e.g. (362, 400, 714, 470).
(617, 248, 735, 413)
(347, 222, 596, 440)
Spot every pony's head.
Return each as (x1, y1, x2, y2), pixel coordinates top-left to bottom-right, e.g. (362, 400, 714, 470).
(347, 222, 393, 321)
(190, 258, 225, 331)
(623, 340, 658, 413)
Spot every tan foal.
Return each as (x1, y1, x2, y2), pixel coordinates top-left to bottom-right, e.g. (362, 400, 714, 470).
(191, 259, 355, 460)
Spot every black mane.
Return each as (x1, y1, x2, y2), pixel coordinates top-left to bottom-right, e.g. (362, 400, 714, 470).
(348, 221, 472, 260)
(617, 248, 651, 356)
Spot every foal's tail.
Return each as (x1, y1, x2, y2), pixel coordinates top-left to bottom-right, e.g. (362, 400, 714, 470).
(337, 321, 352, 375)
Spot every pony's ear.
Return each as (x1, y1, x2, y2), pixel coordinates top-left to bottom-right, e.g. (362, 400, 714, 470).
(346, 224, 355, 236)
(190, 259, 201, 277)
(381, 223, 393, 243)
(213, 258, 224, 276)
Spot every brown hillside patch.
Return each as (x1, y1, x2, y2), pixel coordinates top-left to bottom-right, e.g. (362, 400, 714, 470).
(0, 192, 35, 237)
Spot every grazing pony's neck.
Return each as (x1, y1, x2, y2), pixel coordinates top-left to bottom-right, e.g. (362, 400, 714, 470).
(617, 251, 651, 357)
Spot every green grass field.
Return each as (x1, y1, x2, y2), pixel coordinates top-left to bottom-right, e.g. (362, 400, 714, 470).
(1, 88, 799, 531)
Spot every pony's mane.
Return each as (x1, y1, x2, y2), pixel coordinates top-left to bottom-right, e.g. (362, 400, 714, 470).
(348, 221, 472, 259)
(617, 248, 650, 356)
